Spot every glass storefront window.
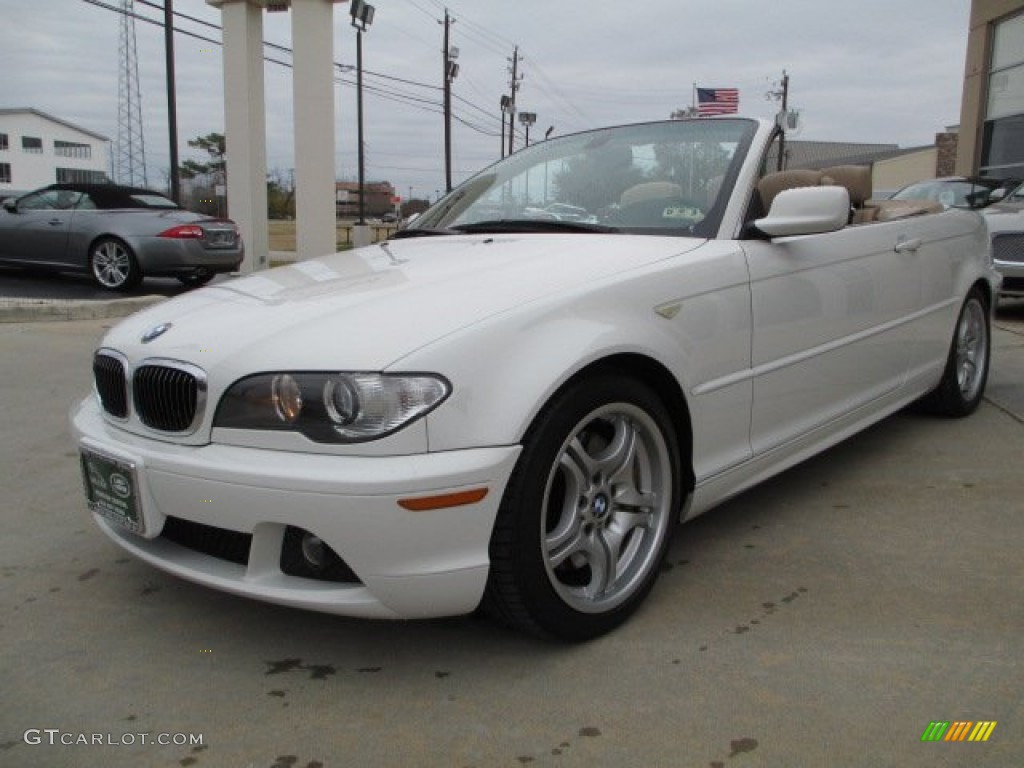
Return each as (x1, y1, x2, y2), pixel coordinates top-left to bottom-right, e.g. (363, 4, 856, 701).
(987, 62, 1024, 120)
(982, 12, 1024, 179)
(992, 11, 1024, 70)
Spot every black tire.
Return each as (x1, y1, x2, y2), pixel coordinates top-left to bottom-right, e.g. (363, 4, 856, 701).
(919, 287, 990, 417)
(177, 273, 215, 288)
(483, 374, 681, 641)
(89, 237, 142, 291)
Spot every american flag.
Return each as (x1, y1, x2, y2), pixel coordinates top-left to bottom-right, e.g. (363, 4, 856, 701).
(697, 87, 739, 116)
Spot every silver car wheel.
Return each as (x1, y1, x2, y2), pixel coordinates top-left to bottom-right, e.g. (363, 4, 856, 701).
(90, 239, 138, 290)
(919, 287, 990, 417)
(541, 403, 674, 614)
(956, 296, 988, 402)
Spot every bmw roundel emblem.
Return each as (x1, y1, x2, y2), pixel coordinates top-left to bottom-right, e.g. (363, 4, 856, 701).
(141, 322, 173, 343)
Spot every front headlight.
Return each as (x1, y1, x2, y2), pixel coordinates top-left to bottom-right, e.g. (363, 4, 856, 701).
(214, 372, 451, 443)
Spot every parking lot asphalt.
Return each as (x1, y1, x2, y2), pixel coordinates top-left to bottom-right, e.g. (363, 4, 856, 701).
(0, 295, 1022, 767)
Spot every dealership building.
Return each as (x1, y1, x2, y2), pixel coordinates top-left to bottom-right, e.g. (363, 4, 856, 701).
(958, 0, 1024, 179)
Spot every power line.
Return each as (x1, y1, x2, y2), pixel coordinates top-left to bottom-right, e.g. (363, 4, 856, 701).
(82, 0, 534, 188)
(82, 0, 503, 137)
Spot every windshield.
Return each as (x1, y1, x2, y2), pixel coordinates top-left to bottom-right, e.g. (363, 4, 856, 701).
(891, 179, 1005, 209)
(410, 119, 757, 237)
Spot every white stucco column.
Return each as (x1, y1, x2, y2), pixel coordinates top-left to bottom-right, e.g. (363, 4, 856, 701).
(207, 0, 270, 273)
(291, 0, 340, 259)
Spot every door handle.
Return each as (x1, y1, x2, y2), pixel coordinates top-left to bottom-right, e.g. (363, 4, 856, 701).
(47, 219, 63, 226)
(893, 237, 922, 253)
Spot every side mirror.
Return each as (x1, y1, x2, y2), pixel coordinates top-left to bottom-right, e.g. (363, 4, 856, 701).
(755, 186, 850, 237)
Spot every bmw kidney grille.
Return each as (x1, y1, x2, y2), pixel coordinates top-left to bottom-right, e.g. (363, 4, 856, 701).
(93, 351, 206, 433)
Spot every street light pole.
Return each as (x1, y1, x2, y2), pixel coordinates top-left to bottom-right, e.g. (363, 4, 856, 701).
(356, 28, 365, 224)
(519, 111, 536, 147)
(499, 95, 512, 159)
(351, 0, 375, 226)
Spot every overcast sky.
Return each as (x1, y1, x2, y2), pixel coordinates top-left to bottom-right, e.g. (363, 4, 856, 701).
(1, 0, 971, 200)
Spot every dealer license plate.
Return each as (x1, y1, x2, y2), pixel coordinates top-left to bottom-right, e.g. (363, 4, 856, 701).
(206, 230, 236, 248)
(80, 449, 144, 534)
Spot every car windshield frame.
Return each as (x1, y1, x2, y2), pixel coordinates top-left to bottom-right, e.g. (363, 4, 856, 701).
(407, 118, 759, 239)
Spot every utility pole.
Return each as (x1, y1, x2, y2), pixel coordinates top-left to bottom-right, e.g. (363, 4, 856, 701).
(507, 46, 522, 156)
(777, 70, 789, 171)
(163, 0, 180, 203)
(767, 69, 790, 171)
(442, 10, 458, 192)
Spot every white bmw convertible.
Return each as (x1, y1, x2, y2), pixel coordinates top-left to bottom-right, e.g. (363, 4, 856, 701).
(72, 118, 999, 640)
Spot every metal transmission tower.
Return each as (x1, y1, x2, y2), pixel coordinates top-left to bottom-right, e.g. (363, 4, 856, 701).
(116, 0, 148, 187)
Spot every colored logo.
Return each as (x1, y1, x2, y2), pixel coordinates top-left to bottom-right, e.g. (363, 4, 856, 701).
(109, 473, 131, 499)
(921, 721, 996, 742)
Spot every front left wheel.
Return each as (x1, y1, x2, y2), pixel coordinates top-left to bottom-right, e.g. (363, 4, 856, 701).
(483, 374, 682, 641)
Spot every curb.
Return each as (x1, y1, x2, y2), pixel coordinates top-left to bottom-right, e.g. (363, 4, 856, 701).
(0, 295, 168, 323)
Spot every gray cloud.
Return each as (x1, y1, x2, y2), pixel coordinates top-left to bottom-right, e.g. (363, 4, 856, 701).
(0, 0, 970, 198)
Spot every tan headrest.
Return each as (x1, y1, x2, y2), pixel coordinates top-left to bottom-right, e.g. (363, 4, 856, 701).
(821, 165, 872, 206)
(620, 181, 682, 208)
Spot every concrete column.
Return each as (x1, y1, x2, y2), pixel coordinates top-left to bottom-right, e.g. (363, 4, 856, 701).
(291, 0, 339, 259)
(208, 0, 270, 273)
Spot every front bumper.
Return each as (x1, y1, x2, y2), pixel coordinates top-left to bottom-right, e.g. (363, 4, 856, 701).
(71, 396, 520, 619)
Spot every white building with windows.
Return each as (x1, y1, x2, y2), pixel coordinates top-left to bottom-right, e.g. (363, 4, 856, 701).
(0, 108, 110, 198)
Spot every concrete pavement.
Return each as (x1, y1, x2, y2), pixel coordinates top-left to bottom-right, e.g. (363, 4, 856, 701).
(990, 301, 1024, 417)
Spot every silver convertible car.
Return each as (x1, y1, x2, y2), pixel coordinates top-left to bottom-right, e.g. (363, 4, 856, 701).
(72, 117, 999, 641)
(0, 183, 243, 290)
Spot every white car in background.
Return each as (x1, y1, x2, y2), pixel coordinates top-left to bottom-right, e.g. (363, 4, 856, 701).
(890, 176, 1024, 299)
(980, 183, 1024, 298)
(72, 117, 998, 641)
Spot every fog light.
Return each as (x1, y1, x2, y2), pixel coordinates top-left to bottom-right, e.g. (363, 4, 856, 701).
(300, 533, 326, 570)
(280, 525, 361, 583)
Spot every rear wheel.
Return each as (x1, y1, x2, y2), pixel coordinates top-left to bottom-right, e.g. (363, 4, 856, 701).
(89, 237, 141, 291)
(920, 287, 990, 417)
(484, 374, 681, 641)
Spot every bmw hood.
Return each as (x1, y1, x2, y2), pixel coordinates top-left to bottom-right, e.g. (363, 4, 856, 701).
(103, 234, 703, 374)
